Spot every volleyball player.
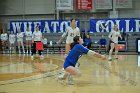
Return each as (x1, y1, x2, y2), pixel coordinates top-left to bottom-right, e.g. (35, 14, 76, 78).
(1, 30, 8, 53)
(9, 31, 16, 53)
(108, 25, 122, 60)
(57, 18, 80, 55)
(62, 36, 106, 85)
(31, 26, 44, 60)
(25, 27, 32, 54)
(17, 28, 25, 54)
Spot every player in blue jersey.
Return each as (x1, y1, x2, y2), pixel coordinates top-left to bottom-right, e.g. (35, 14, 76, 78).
(62, 36, 106, 85)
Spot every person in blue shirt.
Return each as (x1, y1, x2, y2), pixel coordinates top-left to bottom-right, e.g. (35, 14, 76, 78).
(98, 35, 107, 53)
(83, 34, 92, 49)
(62, 36, 106, 84)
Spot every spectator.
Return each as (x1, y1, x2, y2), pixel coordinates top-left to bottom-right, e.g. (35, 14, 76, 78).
(83, 33, 92, 49)
(98, 35, 107, 53)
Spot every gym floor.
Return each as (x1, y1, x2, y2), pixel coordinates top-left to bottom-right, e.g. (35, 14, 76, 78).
(0, 54, 140, 93)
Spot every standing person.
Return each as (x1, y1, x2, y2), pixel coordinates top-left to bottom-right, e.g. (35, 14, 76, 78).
(108, 25, 122, 60)
(9, 31, 16, 53)
(25, 27, 32, 54)
(61, 36, 106, 85)
(0, 30, 8, 53)
(17, 28, 25, 54)
(31, 26, 44, 60)
(57, 18, 80, 55)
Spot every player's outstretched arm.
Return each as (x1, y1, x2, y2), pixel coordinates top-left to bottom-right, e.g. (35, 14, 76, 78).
(87, 50, 106, 60)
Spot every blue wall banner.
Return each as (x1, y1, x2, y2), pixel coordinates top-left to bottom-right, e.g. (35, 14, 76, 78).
(10, 20, 80, 33)
(89, 18, 140, 32)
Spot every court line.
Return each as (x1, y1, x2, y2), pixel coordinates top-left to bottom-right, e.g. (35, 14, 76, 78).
(0, 57, 65, 86)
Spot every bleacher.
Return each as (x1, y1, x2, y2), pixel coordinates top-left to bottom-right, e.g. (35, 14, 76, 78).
(1, 32, 139, 54)
(43, 32, 140, 54)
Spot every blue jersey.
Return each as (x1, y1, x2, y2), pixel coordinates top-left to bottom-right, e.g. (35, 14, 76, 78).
(64, 44, 89, 69)
(100, 39, 106, 45)
(84, 38, 92, 45)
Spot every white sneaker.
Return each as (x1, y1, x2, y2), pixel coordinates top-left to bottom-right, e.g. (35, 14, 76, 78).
(108, 57, 112, 61)
(58, 72, 65, 79)
(31, 56, 34, 60)
(40, 55, 44, 59)
(67, 75, 74, 85)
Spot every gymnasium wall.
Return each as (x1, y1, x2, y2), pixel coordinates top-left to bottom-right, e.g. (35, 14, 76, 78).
(0, 0, 140, 53)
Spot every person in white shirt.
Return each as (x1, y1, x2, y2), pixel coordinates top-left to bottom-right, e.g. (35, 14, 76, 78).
(57, 18, 80, 54)
(25, 27, 32, 54)
(17, 28, 25, 54)
(9, 31, 16, 53)
(31, 26, 44, 60)
(0, 30, 8, 53)
(108, 25, 122, 60)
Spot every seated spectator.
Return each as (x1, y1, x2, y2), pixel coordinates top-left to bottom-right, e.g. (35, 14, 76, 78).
(82, 32, 92, 49)
(98, 35, 107, 53)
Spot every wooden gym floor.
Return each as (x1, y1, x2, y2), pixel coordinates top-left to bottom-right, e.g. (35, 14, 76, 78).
(0, 54, 140, 93)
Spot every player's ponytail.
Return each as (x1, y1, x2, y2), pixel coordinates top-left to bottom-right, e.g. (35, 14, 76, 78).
(70, 36, 80, 49)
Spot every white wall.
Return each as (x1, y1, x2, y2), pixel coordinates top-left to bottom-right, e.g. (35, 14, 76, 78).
(118, 0, 140, 18)
(0, 0, 140, 30)
(0, 0, 55, 15)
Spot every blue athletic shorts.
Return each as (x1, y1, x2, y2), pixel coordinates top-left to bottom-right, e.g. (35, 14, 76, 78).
(63, 61, 75, 69)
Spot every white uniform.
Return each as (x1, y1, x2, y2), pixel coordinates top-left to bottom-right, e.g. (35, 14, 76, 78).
(108, 30, 121, 44)
(25, 31, 32, 40)
(62, 26, 80, 44)
(9, 34, 16, 44)
(17, 32, 24, 42)
(1, 33, 8, 41)
(32, 31, 42, 41)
